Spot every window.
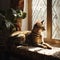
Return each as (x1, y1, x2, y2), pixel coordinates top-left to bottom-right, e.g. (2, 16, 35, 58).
(32, 0, 47, 38)
(52, 0, 60, 40)
(28, 0, 60, 42)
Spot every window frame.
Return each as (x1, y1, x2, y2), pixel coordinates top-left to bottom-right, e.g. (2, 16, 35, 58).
(27, 0, 60, 44)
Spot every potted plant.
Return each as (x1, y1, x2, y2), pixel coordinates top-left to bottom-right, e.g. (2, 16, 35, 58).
(0, 8, 26, 31)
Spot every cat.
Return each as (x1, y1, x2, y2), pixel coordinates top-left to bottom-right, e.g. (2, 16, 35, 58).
(25, 20, 52, 49)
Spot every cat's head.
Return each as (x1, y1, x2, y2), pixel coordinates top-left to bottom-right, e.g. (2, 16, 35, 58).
(33, 20, 45, 33)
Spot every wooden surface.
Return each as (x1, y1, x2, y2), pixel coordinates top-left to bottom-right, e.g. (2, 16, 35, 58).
(9, 45, 60, 60)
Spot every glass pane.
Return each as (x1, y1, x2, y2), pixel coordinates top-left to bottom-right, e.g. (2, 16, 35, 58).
(52, 0, 60, 39)
(32, 0, 47, 38)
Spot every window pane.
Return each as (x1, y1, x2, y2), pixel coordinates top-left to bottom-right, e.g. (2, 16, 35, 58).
(32, 0, 47, 38)
(52, 0, 60, 39)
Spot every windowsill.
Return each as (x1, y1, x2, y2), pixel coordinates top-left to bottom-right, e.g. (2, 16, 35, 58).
(44, 38, 60, 47)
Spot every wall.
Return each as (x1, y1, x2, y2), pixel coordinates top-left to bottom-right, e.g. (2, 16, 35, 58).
(0, 0, 10, 10)
(21, 0, 28, 31)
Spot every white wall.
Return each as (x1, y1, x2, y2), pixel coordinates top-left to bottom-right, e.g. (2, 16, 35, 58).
(21, 0, 28, 31)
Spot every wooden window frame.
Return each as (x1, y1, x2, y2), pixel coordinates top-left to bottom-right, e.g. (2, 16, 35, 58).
(28, 0, 32, 30)
(28, 0, 60, 45)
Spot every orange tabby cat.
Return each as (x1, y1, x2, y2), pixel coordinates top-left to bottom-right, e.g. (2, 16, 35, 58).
(25, 20, 52, 49)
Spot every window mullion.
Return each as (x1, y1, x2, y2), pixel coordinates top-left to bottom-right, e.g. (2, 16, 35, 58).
(28, 0, 32, 30)
(47, 0, 52, 39)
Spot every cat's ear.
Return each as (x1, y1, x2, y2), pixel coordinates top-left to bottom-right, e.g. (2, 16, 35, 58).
(41, 20, 44, 24)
